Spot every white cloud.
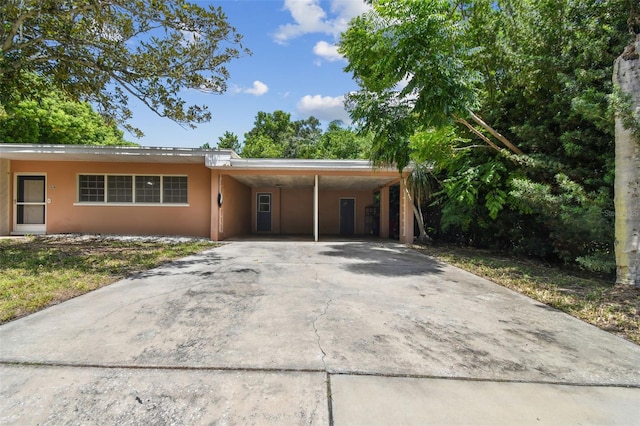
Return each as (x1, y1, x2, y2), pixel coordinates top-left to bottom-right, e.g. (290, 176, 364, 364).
(297, 94, 350, 122)
(274, 0, 370, 44)
(244, 81, 269, 96)
(313, 41, 344, 62)
(180, 30, 201, 46)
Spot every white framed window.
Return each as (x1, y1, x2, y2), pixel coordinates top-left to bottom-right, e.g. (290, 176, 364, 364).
(107, 175, 133, 202)
(77, 174, 188, 205)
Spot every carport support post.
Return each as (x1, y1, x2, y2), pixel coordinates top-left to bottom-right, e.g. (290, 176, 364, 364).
(314, 175, 319, 242)
(399, 178, 414, 244)
(379, 186, 390, 239)
(210, 171, 220, 241)
(0, 159, 9, 236)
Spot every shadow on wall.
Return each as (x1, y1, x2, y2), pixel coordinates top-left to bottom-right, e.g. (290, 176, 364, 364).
(319, 242, 444, 277)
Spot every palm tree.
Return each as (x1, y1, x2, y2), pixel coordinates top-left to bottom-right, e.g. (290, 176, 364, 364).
(406, 162, 434, 244)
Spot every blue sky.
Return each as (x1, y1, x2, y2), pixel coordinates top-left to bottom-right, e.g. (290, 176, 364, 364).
(127, 0, 370, 148)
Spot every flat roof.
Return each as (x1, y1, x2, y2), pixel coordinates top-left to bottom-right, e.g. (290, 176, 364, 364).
(0, 144, 404, 190)
(0, 144, 237, 164)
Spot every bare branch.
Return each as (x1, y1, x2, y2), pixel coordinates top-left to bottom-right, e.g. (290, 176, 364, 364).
(453, 114, 502, 152)
(467, 110, 524, 155)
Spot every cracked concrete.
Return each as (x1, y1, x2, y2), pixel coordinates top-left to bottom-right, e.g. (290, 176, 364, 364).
(313, 299, 332, 371)
(1, 240, 640, 425)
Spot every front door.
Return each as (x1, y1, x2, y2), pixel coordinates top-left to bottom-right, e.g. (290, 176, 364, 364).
(15, 175, 46, 234)
(257, 193, 272, 232)
(339, 198, 355, 235)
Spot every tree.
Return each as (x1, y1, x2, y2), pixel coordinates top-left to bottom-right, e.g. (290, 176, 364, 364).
(241, 114, 371, 159)
(1, 0, 248, 136)
(613, 33, 640, 285)
(0, 78, 133, 145)
(316, 120, 371, 159)
(340, 0, 522, 158)
(242, 111, 323, 158)
(242, 111, 294, 158)
(340, 0, 629, 271)
(217, 131, 241, 153)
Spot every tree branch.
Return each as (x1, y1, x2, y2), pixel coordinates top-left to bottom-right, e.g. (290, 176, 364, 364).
(453, 114, 502, 152)
(2, 8, 38, 52)
(467, 110, 524, 155)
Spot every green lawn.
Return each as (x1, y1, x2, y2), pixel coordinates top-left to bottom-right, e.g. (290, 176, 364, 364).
(0, 236, 217, 323)
(414, 244, 640, 345)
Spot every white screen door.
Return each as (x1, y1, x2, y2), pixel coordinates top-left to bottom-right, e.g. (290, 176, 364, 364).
(15, 175, 46, 234)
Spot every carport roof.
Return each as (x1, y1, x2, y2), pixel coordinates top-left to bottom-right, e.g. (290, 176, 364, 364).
(206, 152, 403, 191)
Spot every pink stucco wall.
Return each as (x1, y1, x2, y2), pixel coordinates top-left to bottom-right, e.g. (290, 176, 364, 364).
(219, 175, 251, 239)
(9, 161, 212, 237)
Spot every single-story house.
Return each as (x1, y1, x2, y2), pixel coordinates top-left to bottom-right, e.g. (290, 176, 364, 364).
(0, 144, 415, 243)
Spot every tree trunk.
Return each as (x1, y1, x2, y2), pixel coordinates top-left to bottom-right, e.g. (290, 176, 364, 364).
(402, 177, 432, 244)
(613, 34, 640, 286)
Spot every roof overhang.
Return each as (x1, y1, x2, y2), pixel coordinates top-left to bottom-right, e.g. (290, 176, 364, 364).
(209, 158, 402, 191)
(0, 144, 404, 191)
(0, 144, 238, 164)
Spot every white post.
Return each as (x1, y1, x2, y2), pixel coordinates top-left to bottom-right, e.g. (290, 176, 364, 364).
(314, 175, 319, 242)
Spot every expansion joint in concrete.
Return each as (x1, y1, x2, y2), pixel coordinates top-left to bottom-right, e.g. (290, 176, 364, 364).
(326, 372, 334, 426)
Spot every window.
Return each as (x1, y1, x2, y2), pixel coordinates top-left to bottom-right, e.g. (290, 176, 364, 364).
(78, 174, 187, 205)
(135, 176, 161, 203)
(79, 175, 105, 202)
(107, 176, 132, 203)
(163, 176, 188, 204)
(258, 193, 271, 212)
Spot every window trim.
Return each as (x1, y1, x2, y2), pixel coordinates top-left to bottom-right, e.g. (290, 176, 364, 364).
(75, 173, 189, 206)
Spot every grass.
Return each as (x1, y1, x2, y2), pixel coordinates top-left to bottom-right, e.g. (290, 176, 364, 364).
(414, 243, 640, 345)
(0, 235, 217, 324)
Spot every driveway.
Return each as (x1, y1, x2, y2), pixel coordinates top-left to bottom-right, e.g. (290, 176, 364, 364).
(1, 241, 639, 425)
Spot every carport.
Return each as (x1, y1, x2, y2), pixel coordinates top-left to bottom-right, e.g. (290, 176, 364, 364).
(207, 154, 414, 243)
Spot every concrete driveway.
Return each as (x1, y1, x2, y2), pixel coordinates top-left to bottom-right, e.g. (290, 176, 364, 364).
(1, 240, 639, 425)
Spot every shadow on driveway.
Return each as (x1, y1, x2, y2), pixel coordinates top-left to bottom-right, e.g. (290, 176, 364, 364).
(318, 242, 444, 276)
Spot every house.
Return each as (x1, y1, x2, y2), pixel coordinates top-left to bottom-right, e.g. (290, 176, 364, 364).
(0, 144, 415, 243)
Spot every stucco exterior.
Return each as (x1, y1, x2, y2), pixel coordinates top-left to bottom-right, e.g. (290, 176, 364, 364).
(0, 145, 415, 244)
(9, 160, 212, 238)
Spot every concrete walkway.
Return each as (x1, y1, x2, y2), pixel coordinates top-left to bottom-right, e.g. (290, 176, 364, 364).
(1, 241, 639, 425)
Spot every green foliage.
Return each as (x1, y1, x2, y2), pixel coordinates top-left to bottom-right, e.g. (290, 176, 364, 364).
(316, 121, 371, 159)
(217, 131, 241, 152)
(340, 0, 480, 127)
(1, 0, 248, 136)
(341, 0, 628, 272)
(510, 175, 614, 272)
(340, 0, 481, 171)
(0, 79, 133, 145)
(240, 111, 370, 159)
(409, 126, 468, 170)
(438, 157, 509, 232)
(611, 87, 640, 141)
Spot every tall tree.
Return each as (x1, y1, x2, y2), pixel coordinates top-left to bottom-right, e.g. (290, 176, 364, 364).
(1, 0, 248, 136)
(316, 120, 371, 159)
(242, 111, 294, 158)
(217, 131, 241, 153)
(241, 111, 324, 158)
(613, 33, 640, 285)
(340, 0, 629, 270)
(0, 76, 133, 145)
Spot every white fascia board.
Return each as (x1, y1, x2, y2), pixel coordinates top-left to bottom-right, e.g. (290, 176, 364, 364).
(0, 144, 238, 163)
(224, 158, 397, 172)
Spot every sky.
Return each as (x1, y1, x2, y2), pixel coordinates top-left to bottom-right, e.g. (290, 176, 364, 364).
(127, 0, 371, 148)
